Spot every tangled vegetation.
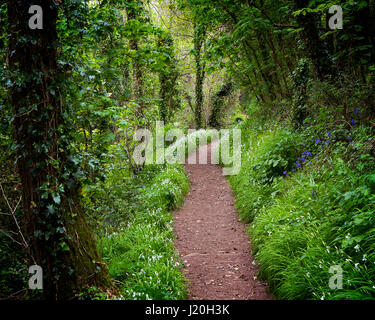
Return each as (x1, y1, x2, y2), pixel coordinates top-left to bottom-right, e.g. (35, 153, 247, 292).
(1, 0, 374, 300)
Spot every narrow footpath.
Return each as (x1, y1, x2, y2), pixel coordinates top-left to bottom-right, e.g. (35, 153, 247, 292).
(174, 142, 271, 300)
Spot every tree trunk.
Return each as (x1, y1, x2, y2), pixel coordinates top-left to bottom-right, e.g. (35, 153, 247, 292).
(7, 0, 113, 299)
(126, 1, 146, 119)
(193, 24, 206, 129)
(158, 35, 179, 123)
(294, 0, 335, 80)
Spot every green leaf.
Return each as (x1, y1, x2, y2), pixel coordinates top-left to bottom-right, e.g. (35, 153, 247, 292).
(53, 194, 61, 205)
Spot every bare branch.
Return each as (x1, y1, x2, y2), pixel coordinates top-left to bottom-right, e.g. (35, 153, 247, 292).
(0, 228, 24, 247)
(0, 183, 28, 249)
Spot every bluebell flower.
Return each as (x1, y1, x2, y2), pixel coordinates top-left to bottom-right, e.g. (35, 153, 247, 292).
(354, 109, 360, 114)
(348, 136, 352, 143)
(315, 138, 321, 144)
(301, 157, 306, 162)
(325, 140, 329, 144)
(283, 171, 288, 176)
(303, 151, 311, 158)
(292, 168, 295, 172)
(296, 161, 301, 168)
(312, 190, 316, 196)
(327, 132, 331, 137)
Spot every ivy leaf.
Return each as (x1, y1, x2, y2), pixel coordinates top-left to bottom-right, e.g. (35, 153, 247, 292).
(56, 227, 66, 234)
(53, 193, 61, 204)
(47, 205, 55, 214)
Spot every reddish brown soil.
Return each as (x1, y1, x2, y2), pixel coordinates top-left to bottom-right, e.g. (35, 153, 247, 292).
(174, 142, 271, 300)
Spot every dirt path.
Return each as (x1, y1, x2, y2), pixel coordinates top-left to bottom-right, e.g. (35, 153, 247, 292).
(174, 142, 271, 300)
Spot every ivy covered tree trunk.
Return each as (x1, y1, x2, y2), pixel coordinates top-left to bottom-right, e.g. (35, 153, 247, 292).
(126, 0, 146, 119)
(7, 1, 112, 299)
(193, 23, 206, 129)
(158, 34, 179, 123)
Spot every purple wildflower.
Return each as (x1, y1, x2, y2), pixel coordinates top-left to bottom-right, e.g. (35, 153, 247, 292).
(303, 151, 311, 158)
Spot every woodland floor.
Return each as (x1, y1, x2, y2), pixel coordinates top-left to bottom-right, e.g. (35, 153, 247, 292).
(174, 142, 271, 300)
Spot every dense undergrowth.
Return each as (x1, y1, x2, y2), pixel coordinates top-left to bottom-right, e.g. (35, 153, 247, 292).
(82, 129, 217, 300)
(92, 164, 189, 300)
(229, 108, 375, 300)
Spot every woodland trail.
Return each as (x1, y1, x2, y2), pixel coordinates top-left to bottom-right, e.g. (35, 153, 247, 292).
(174, 142, 271, 300)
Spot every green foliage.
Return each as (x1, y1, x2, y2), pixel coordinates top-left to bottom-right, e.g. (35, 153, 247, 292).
(85, 128, 216, 299)
(96, 165, 189, 300)
(0, 233, 28, 298)
(157, 34, 181, 123)
(291, 58, 311, 128)
(0, 153, 28, 298)
(2, 0, 375, 300)
(230, 119, 375, 300)
(208, 81, 234, 128)
(229, 122, 309, 222)
(251, 129, 305, 185)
